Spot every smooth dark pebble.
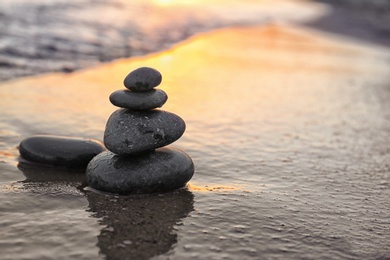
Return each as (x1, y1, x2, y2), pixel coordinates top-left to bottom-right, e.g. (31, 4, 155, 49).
(109, 89, 168, 110)
(19, 135, 105, 168)
(104, 109, 185, 155)
(86, 147, 194, 194)
(123, 67, 162, 91)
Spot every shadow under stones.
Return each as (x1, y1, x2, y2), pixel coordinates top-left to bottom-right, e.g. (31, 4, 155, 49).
(304, 0, 390, 47)
(17, 161, 86, 188)
(84, 188, 194, 260)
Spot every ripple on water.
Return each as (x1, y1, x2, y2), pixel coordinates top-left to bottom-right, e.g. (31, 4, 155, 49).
(0, 24, 390, 259)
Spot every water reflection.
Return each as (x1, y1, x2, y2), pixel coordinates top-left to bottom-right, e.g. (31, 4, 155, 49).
(10, 164, 100, 259)
(85, 189, 194, 259)
(17, 162, 87, 197)
(17, 162, 194, 259)
(18, 162, 86, 184)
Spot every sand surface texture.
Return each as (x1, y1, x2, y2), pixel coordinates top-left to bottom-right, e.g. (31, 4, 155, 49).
(0, 25, 389, 259)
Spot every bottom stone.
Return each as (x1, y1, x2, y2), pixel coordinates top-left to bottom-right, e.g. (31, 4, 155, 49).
(86, 147, 194, 194)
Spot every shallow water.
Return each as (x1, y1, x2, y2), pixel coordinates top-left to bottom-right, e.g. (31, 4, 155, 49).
(1, 25, 390, 259)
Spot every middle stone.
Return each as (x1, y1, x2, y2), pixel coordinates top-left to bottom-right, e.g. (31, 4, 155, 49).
(104, 108, 186, 155)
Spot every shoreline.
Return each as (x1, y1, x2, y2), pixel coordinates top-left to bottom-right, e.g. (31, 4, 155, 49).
(9, 0, 390, 82)
(2, 20, 389, 86)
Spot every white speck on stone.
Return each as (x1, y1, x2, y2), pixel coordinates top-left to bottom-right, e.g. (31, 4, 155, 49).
(123, 240, 132, 245)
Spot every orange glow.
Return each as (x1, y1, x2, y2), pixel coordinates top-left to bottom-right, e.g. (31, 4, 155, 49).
(0, 25, 384, 118)
(1, 24, 388, 190)
(153, 0, 215, 6)
(0, 151, 15, 157)
(187, 183, 240, 192)
(1, 184, 21, 192)
(153, 0, 173, 6)
(0, 25, 385, 136)
(152, 0, 205, 7)
(152, 0, 268, 7)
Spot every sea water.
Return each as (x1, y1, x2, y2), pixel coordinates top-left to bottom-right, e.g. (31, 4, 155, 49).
(0, 1, 389, 260)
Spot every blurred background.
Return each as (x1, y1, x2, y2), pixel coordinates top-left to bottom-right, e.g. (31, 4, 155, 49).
(1, 0, 389, 81)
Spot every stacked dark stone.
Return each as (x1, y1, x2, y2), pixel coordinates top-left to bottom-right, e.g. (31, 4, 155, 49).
(86, 67, 194, 194)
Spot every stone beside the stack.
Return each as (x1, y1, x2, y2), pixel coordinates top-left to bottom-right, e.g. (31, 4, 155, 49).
(19, 135, 105, 168)
(86, 67, 194, 195)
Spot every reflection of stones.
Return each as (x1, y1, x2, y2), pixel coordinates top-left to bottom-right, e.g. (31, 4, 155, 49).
(17, 162, 86, 196)
(18, 135, 105, 168)
(87, 67, 194, 194)
(18, 162, 86, 183)
(85, 189, 194, 259)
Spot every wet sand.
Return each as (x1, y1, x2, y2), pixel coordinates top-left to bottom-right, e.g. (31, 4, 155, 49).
(1, 24, 389, 259)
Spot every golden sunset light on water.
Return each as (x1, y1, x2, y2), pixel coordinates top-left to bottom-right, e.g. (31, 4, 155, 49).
(1, 0, 390, 258)
(153, 0, 195, 6)
(150, 0, 287, 8)
(153, 0, 213, 5)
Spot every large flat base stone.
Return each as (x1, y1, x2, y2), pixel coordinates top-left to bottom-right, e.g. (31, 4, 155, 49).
(86, 147, 194, 195)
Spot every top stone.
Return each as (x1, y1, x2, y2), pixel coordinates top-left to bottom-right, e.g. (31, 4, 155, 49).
(124, 67, 162, 92)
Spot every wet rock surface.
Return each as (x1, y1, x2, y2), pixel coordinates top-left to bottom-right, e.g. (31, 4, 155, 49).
(88, 67, 193, 194)
(109, 89, 168, 110)
(87, 148, 194, 195)
(19, 135, 105, 168)
(104, 109, 185, 155)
